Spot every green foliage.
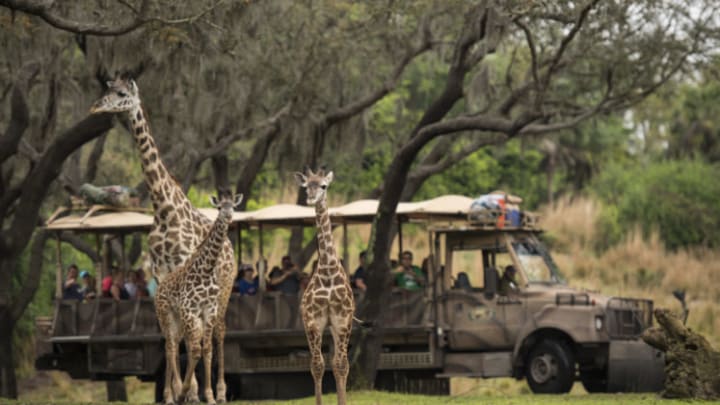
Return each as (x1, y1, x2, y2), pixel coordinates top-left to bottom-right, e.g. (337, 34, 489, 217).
(591, 159, 720, 250)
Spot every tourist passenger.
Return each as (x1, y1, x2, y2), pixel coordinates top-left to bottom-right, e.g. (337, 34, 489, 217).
(101, 267, 115, 298)
(268, 255, 301, 294)
(124, 269, 139, 299)
(134, 269, 149, 298)
(79, 271, 97, 300)
(394, 250, 425, 291)
(62, 264, 83, 300)
(499, 265, 519, 295)
(236, 264, 259, 296)
(351, 251, 368, 291)
(110, 271, 130, 301)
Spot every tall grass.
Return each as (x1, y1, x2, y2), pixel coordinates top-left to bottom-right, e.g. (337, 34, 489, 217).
(541, 196, 720, 346)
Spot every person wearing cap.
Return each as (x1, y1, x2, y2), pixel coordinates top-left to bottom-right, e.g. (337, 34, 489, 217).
(499, 265, 519, 295)
(79, 270, 97, 300)
(268, 255, 302, 294)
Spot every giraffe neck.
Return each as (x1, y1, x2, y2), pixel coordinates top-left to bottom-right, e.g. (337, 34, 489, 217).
(128, 104, 191, 213)
(314, 198, 337, 265)
(190, 208, 232, 276)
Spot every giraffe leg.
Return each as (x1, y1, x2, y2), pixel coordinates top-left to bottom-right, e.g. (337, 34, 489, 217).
(179, 321, 203, 404)
(172, 343, 183, 400)
(303, 309, 328, 405)
(214, 321, 228, 403)
(158, 305, 181, 405)
(215, 252, 234, 403)
(329, 313, 353, 405)
(202, 325, 216, 405)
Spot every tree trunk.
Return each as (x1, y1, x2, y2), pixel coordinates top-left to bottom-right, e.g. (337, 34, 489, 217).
(0, 311, 17, 399)
(106, 380, 128, 402)
(641, 308, 720, 399)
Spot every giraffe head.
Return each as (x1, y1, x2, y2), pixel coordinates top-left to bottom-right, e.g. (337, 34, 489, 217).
(294, 167, 334, 205)
(90, 77, 141, 114)
(209, 189, 244, 214)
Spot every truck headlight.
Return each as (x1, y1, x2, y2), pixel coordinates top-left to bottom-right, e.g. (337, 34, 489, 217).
(595, 315, 604, 331)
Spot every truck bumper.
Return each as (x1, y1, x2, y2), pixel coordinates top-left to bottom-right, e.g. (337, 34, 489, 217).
(607, 339, 664, 392)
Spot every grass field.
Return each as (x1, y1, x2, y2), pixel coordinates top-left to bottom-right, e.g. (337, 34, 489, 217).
(6, 391, 720, 405)
(10, 372, 720, 405)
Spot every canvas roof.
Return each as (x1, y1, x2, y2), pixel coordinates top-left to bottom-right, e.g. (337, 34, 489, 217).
(45, 195, 475, 232)
(242, 204, 316, 226)
(45, 211, 154, 233)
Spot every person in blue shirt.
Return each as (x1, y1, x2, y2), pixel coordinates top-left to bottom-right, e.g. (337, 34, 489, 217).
(236, 264, 259, 296)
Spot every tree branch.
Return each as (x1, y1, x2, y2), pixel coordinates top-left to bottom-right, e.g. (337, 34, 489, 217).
(324, 18, 433, 126)
(84, 133, 107, 184)
(10, 229, 50, 322)
(0, 0, 226, 36)
(3, 113, 113, 255)
(0, 87, 29, 164)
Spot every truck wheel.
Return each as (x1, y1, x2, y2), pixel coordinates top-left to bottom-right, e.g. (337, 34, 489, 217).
(525, 340, 575, 394)
(580, 368, 608, 393)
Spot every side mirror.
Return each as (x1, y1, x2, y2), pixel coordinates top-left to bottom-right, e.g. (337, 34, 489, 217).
(484, 267, 498, 299)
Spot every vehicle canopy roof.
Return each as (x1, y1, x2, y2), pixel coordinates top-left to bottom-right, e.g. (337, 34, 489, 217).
(45, 194, 491, 232)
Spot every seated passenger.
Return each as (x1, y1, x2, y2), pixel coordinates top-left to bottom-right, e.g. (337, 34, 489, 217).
(134, 269, 149, 298)
(101, 267, 116, 298)
(124, 269, 139, 299)
(499, 265, 519, 295)
(453, 272, 472, 291)
(110, 271, 130, 301)
(268, 256, 301, 294)
(394, 251, 425, 291)
(63, 264, 83, 300)
(236, 264, 258, 296)
(351, 251, 368, 292)
(79, 271, 97, 300)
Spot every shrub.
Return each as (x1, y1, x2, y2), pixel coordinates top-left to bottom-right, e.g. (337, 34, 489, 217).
(591, 159, 720, 250)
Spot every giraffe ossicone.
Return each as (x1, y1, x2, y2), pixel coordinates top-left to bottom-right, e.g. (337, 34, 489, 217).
(295, 167, 355, 405)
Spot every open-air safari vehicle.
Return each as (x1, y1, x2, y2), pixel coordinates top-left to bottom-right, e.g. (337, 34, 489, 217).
(35, 195, 664, 400)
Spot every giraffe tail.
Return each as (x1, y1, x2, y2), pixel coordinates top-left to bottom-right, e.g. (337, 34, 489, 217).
(352, 316, 373, 329)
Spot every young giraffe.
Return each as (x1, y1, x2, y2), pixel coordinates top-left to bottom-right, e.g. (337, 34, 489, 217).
(90, 78, 236, 402)
(294, 168, 355, 405)
(155, 190, 243, 405)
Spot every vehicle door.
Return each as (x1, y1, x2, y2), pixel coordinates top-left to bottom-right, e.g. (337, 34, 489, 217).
(444, 237, 521, 351)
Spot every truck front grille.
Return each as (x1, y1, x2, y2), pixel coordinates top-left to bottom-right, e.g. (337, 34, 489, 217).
(606, 298, 653, 339)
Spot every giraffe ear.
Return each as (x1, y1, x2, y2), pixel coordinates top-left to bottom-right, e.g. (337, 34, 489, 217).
(234, 193, 244, 208)
(293, 172, 307, 187)
(324, 171, 334, 184)
(209, 195, 219, 207)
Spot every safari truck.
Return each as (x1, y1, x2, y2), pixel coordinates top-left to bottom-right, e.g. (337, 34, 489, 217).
(35, 195, 664, 400)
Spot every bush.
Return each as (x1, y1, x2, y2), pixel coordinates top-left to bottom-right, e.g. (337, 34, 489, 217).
(591, 159, 720, 250)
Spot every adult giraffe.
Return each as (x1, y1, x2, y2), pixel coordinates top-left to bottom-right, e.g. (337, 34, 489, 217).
(90, 78, 236, 403)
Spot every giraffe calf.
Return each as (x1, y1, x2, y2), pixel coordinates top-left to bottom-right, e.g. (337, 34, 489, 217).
(155, 190, 242, 405)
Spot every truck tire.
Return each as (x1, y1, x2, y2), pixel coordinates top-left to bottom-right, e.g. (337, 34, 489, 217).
(580, 368, 608, 393)
(525, 340, 575, 394)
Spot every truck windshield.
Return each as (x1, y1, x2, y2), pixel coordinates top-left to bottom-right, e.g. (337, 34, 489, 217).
(512, 239, 565, 284)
